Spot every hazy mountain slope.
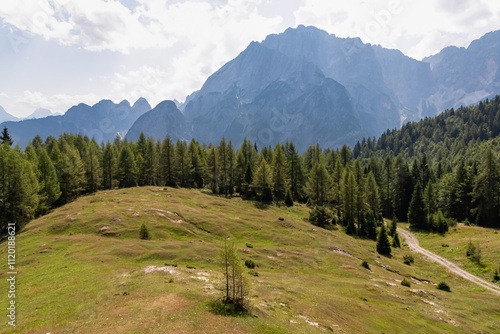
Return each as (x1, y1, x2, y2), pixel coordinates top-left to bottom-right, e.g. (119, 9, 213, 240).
(126, 100, 191, 142)
(1, 98, 151, 147)
(26, 108, 53, 119)
(0, 105, 18, 123)
(423, 30, 500, 111)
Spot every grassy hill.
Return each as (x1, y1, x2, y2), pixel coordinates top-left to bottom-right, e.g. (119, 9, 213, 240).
(1, 187, 499, 333)
(414, 224, 500, 284)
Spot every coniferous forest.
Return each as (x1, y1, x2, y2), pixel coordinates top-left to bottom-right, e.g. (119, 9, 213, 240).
(2, 96, 500, 236)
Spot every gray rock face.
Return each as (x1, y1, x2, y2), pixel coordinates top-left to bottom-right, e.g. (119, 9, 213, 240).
(126, 100, 190, 142)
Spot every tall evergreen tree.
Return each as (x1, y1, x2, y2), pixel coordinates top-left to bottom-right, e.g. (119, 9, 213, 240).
(408, 181, 427, 229)
(0, 126, 13, 146)
(35, 146, 61, 214)
(376, 223, 392, 255)
(272, 143, 286, 199)
(286, 142, 304, 200)
(473, 148, 500, 227)
(305, 163, 331, 205)
(160, 135, 176, 186)
(366, 172, 381, 221)
(118, 144, 137, 188)
(254, 157, 273, 201)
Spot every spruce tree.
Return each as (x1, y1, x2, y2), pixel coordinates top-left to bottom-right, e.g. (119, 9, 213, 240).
(0, 126, 13, 146)
(36, 146, 61, 214)
(473, 148, 500, 227)
(408, 181, 427, 229)
(377, 223, 392, 255)
(160, 135, 176, 186)
(118, 144, 137, 188)
(392, 230, 401, 248)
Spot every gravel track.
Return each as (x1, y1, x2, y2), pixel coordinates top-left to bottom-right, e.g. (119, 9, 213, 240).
(398, 227, 500, 295)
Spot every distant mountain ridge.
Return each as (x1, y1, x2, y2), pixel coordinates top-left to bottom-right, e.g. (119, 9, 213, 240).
(3, 26, 500, 150)
(2, 98, 151, 147)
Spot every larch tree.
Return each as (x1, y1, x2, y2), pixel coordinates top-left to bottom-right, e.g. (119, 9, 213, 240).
(305, 163, 331, 205)
(271, 143, 286, 199)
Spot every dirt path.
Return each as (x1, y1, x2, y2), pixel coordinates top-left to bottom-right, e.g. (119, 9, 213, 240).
(397, 227, 500, 295)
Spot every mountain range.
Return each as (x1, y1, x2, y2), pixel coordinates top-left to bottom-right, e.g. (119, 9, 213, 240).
(2, 25, 500, 150)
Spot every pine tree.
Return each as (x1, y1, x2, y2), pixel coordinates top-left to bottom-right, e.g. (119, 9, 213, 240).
(377, 223, 392, 255)
(392, 230, 401, 248)
(286, 142, 304, 200)
(218, 137, 229, 196)
(305, 163, 331, 205)
(207, 146, 218, 194)
(0, 144, 39, 233)
(226, 141, 235, 196)
(118, 144, 137, 188)
(272, 143, 286, 199)
(254, 158, 272, 202)
(0, 126, 13, 146)
(35, 146, 61, 214)
(160, 135, 176, 186)
(341, 167, 357, 227)
(85, 139, 102, 193)
(393, 155, 413, 221)
(389, 215, 397, 236)
(366, 172, 380, 221)
(175, 140, 190, 187)
(408, 181, 427, 229)
(102, 141, 117, 189)
(382, 156, 394, 218)
(473, 148, 500, 227)
(187, 139, 204, 188)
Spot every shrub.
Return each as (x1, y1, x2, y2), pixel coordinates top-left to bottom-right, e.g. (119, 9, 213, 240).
(493, 269, 500, 282)
(278, 217, 284, 221)
(361, 260, 370, 270)
(441, 243, 449, 247)
(392, 231, 401, 248)
(466, 240, 482, 264)
(139, 223, 150, 240)
(401, 278, 411, 287)
(164, 262, 177, 267)
(248, 270, 259, 277)
(245, 243, 253, 248)
(403, 254, 414, 265)
(437, 281, 451, 292)
(186, 264, 196, 269)
(309, 206, 332, 229)
(245, 260, 255, 269)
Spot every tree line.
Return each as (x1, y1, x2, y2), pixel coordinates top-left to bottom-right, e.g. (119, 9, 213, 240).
(2, 96, 500, 235)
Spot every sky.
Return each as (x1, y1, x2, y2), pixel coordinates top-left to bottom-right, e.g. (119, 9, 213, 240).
(0, 0, 499, 118)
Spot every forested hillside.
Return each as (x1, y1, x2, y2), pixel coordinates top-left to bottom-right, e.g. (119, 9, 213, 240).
(2, 96, 500, 237)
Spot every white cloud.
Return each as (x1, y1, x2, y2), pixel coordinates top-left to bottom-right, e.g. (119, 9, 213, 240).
(0, 0, 281, 53)
(4, 91, 102, 117)
(294, 0, 500, 59)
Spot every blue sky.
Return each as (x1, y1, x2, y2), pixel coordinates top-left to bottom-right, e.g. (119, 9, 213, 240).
(1, 0, 499, 118)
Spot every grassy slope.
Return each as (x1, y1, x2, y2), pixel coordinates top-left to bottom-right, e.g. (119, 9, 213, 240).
(414, 223, 500, 285)
(0, 187, 499, 333)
